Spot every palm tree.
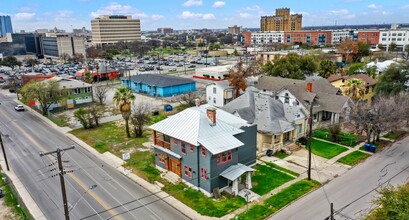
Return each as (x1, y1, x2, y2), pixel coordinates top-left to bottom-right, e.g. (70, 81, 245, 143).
(344, 79, 366, 102)
(113, 87, 136, 138)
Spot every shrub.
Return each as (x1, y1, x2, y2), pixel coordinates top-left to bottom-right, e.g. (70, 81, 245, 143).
(297, 137, 307, 145)
(328, 123, 341, 142)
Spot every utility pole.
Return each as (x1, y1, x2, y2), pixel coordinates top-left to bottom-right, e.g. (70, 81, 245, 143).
(0, 132, 10, 171)
(307, 82, 313, 181)
(330, 202, 334, 220)
(40, 146, 75, 220)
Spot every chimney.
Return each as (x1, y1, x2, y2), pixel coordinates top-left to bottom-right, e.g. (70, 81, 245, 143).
(307, 82, 312, 93)
(206, 107, 217, 125)
(195, 98, 201, 107)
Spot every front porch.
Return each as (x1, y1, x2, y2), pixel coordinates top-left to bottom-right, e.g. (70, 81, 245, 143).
(257, 130, 296, 154)
(220, 163, 255, 197)
(313, 111, 340, 128)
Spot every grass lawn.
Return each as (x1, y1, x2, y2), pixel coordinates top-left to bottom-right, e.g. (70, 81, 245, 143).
(307, 138, 349, 159)
(383, 132, 405, 140)
(162, 182, 246, 217)
(337, 151, 371, 166)
(70, 121, 160, 182)
(313, 129, 360, 147)
(48, 114, 69, 127)
(274, 151, 290, 159)
(251, 164, 295, 195)
(0, 171, 30, 220)
(264, 162, 300, 177)
(235, 180, 320, 220)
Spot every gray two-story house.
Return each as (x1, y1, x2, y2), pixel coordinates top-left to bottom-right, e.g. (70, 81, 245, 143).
(149, 104, 257, 197)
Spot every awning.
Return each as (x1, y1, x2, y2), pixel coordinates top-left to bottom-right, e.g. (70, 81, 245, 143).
(153, 145, 181, 159)
(220, 163, 255, 181)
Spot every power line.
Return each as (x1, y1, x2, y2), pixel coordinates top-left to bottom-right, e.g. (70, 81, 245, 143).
(40, 146, 75, 220)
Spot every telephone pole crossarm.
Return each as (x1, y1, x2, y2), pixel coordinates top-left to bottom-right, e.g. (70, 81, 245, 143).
(39, 146, 75, 220)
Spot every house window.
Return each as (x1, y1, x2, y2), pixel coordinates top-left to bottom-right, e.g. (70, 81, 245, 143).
(285, 97, 289, 104)
(216, 151, 233, 165)
(158, 153, 166, 164)
(181, 142, 186, 155)
(213, 87, 216, 94)
(201, 147, 206, 157)
(213, 97, 216, 104)
(174, 139, 178, 146)
(190, 144, 194, 152)
(184, 165, 192, 178)
(201, 167, 207, 180)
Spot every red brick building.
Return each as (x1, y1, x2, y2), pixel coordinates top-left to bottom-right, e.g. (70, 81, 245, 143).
(357, 31, 380, 45)
(284, 31, 332, 46)
(242, 31, 252, 46)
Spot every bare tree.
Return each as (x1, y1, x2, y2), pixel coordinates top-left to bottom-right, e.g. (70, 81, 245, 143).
(130, 102, 151, 137)
(349, 101, 373, 144)
(178, 91, 201, 106)
(93, 85, 110, 105)
(88, 104, 106, 127)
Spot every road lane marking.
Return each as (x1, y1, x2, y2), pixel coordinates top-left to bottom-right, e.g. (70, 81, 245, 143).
(0, 110, 120, 220)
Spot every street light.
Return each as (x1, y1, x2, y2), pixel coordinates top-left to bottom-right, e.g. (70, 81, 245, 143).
(68, 184, 97, 212)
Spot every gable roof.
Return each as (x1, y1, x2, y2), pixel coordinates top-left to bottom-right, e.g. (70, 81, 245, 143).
(222, 91, 305, 135)
(46, 76, 92, 88)
(327, 74, 376, 87)
(257, 76, 350, 114)
(149, 104, 249, 155)
(124, 74, 195, 87)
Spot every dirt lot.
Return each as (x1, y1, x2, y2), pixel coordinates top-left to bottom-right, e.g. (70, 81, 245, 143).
(0, 198, 17, 220)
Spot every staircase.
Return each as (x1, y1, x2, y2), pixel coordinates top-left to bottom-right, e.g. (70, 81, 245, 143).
(162, 171, 180, 184)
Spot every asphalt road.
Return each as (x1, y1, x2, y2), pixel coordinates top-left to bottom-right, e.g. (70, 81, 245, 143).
(270, 136, 409, 220)
(0, 92, 189, 220)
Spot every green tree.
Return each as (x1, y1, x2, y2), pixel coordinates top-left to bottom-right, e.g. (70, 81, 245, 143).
(318, 60, 337, 78)
(375, 63, 409, 96)
(388, 42, 398, 61)
(113, 87, 135, 138)
(19, 80, 67, 115)
(228, 60, 261, 98)
(263, 53, 317, 80)
(367, 183, 409, 220)
(0, 56, 22, 70)
(344, 79, 366, 102)
(83, 67, 94, 84)
(24, 58, 39, 67)
(338, 39, 359, 64)
(347, 63, 366, 75)
(356, 41, 370, 62)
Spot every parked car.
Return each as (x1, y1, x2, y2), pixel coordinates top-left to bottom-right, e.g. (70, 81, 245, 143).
(188, 65, 196, 68)
(169, 68, 177, 72)
(15, 105, 25, 111)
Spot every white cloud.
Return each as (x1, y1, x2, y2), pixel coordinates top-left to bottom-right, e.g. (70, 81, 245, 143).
(368, 4, 380, 9)
(177, 11, 214, 20)
(239, 13, 252, 18)
(182, 0, 203, 7)
(178, 11, 202, 19)
(56, 10, 72, 18)
(151, 14, 164, 20)
(14, 12, 36, 20)
(240, 5, 265, 15)
(212, 1, 225, 8)
(203, 14, 215, 20)
(401, 4, 409, 9)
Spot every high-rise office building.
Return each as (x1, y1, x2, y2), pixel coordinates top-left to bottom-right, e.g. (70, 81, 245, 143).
(0, 15, 13, 37)
(260, 8, 302, 32)
(91, 15, 141, 46)
(157, 28, 173, 35)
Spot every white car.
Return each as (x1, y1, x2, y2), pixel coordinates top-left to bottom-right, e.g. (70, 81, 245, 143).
(15, 105, 25, 111)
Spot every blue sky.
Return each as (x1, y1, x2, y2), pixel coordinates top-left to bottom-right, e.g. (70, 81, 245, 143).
(1, 0, 409, 32)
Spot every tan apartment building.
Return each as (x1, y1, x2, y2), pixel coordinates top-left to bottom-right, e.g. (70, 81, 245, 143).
(260, 8, 302, 32)
(228, 25, 241, 34)
(91, 15, 141, 46)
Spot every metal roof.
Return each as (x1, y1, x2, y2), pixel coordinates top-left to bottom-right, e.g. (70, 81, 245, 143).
(149, 105, 249, 155)
(220, 163, 255, 181)
(153, 145, 181, 159)
(123, 74, 195, 87)
(46, 76, 92, 88)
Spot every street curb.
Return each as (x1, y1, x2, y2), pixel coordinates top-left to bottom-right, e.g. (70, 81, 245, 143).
(0, 161, 47, 220)
(64, 134, 217, 220)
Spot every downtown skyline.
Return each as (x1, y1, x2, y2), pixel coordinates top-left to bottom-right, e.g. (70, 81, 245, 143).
(1, 0, 409, 32)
